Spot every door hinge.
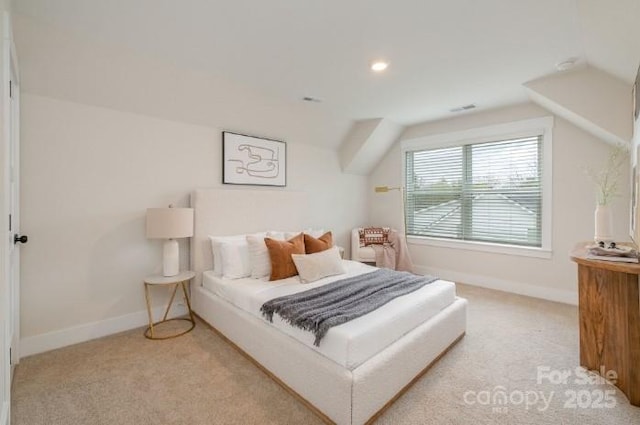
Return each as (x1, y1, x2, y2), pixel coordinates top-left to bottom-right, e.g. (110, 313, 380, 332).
(8, 214, 11, 231)
(9, 348, 11, 364)
(9, 80, 12, 99)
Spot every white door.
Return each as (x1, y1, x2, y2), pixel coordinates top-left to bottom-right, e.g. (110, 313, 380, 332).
(1, 12, 19, 425)
(8, 44, 20, 371)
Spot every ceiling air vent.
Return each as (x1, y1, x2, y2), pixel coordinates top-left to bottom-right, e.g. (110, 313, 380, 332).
(450, 104, 476, 113)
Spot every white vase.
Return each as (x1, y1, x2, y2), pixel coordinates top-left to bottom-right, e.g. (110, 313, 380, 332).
(594, 204, 614, 242)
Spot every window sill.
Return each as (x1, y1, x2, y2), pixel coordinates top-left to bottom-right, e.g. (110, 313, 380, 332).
(406, 236, 552, 259)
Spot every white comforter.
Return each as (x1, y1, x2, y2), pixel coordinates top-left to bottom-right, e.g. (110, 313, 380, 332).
(202, 260, 457, 369)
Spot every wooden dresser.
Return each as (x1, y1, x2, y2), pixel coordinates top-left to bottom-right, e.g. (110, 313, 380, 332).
(570, 243, 640, 407)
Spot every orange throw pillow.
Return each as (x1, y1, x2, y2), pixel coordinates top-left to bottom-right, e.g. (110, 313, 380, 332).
(265, 233, 305, 281)
(304, 231, 333, 254)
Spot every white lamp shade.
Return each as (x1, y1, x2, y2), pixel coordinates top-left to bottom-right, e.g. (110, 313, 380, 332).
(146, 207, 194, 239)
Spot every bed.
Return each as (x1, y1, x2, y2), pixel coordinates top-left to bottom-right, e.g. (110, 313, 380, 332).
(190, 189, 467, 425)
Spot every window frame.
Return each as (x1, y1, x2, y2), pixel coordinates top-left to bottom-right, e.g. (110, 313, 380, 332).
(401, 117, 553, 259)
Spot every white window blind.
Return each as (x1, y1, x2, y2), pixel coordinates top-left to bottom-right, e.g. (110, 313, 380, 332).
(405, 136, 543, 247)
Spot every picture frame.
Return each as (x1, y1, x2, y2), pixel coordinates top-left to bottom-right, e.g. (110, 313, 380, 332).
(222, 131, 286, 187)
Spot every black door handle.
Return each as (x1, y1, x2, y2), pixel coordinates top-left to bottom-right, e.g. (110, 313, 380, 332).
(14, 234, 28, 244)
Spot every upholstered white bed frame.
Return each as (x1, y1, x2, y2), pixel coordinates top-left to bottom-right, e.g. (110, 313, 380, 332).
(190, 188, 467, 425)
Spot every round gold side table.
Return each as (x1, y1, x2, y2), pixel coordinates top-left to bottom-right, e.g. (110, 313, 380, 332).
(143, 270, 196, 340)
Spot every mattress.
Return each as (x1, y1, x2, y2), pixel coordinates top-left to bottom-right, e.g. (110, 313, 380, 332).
(202, 260, 457, 369)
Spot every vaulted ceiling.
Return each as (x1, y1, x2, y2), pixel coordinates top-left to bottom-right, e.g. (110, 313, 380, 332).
(12, 0, 640, 126)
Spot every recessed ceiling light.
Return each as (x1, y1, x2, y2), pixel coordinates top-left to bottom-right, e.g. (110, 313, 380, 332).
(371, 61, 388, 72)
(302, 96, 322, 103)
(556, 58, 578, 72)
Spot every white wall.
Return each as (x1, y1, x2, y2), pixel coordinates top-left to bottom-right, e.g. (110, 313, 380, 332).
(16, 17, 367, 355)
(370, 103, 630, 304)
(524, 66, 632, 145)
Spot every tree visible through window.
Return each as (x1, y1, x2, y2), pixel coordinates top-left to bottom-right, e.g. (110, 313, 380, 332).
(404, 136, 543, 247)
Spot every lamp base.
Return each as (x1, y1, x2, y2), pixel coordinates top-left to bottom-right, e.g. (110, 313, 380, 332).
(163, 239, 180, 277)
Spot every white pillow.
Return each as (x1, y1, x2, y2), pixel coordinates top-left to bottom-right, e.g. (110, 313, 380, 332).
(267, 231, 285, 240)
(219, 240, 252, 279)
(209, 234, 246, 276)
(246, 231, 285, 279)
(210, 233, 266, 277)
(291, 247, 346, 284)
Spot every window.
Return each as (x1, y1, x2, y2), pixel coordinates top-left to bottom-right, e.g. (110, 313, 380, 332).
(402, 118, 552, 255)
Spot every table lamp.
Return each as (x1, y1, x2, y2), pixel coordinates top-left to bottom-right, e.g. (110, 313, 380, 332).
(146, 206, 194, 277)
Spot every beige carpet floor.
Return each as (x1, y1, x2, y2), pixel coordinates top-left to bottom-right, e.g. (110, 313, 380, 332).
(11, 284, 640, 425)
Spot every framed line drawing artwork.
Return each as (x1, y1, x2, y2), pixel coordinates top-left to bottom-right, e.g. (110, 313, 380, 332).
(222, 131, 286, 187)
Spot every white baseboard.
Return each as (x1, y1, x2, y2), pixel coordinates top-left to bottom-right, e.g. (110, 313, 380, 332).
(414, 265, 578, 306)
(20, 305, 188, 358)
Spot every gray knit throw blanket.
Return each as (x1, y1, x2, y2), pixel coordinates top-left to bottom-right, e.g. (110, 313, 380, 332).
(260, 269, 437, 346)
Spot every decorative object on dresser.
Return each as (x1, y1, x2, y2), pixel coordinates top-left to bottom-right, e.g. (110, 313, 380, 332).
(585, 242, 639, 263)
(146, 205, 194, 277)
(585, 143, 628, 242)
(143, 271, 196, 340)
(222, 131, 286, 187)
(570, 243, 640, 407)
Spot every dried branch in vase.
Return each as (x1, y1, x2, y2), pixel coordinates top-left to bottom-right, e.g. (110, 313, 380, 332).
(585, 143, 629, 206)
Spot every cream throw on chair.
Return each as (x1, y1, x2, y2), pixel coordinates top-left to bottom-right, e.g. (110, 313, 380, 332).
(370, 229, 414, 273)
